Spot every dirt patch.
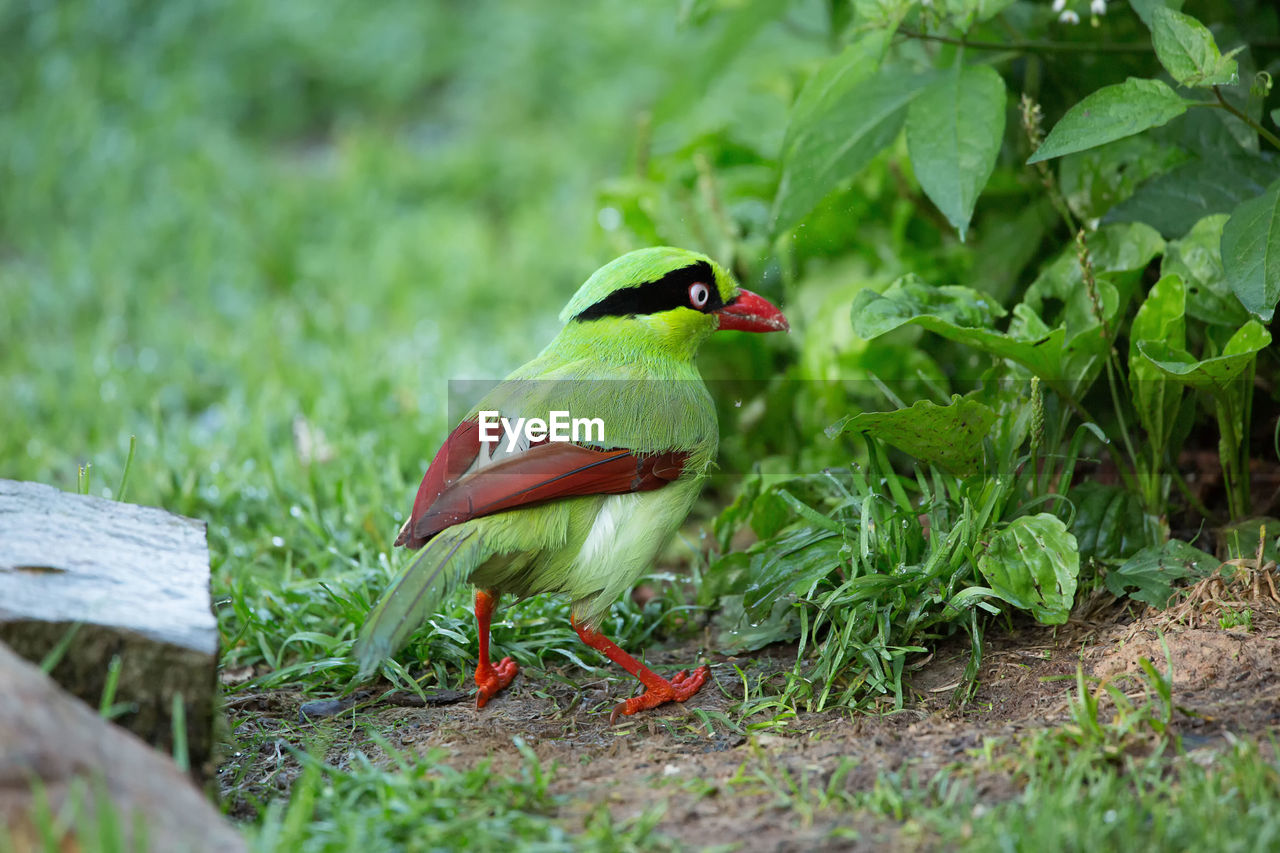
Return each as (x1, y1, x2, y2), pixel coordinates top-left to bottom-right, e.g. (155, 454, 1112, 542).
(219, 605, 1280, 850)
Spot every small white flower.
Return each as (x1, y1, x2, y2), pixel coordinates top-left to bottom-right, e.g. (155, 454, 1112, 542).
(1051, 0, 1067, 11)
(1090, 0, 1107, 14)
(1059, 9, 1080, 23)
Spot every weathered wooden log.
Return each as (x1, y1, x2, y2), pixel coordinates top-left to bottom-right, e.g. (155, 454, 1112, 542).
(0, 479, 219, 777)
(0, 642, 245, 852)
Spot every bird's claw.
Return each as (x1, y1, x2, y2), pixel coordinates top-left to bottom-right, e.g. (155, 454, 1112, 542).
(475, 656, 518, 709)
(609, 664, 711, 724)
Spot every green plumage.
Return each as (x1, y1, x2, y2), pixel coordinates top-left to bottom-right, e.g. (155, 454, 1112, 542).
(354, 247, 741, 679)
(355, 527, 487, 672)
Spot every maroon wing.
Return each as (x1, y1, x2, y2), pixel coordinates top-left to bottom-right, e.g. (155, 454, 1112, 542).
(395, 418, 688, 549)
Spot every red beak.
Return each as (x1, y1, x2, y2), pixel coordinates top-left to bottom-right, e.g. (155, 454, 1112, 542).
(715, 288, 789, 333)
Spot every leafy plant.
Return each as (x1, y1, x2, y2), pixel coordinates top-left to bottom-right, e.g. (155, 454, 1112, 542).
(620, 0, 1279, 703)
(9, 0, 1280, 847)
(1103, 537, 1220, 606)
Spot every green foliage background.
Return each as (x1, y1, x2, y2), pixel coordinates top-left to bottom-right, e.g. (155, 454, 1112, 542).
(3, 0, 1280, 845)
(1, 0, 731, 682)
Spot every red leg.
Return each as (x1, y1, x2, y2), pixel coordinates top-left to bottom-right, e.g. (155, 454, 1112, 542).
(571, 615, 710, 723)
(474, 589, 517, 708)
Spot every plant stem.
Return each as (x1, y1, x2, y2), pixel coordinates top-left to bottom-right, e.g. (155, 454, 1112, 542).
(1241, 358, 1256, 518)
(1046, 383, 1139, 495)
(1020, 94, 1079, 234)
(1075, 229, 1142, 500)
(899, 28, 1153, 54)
(1210, 86, 1280, 151)
(1102, 357, 1142, 492)
(1214, 393, 1245, 520)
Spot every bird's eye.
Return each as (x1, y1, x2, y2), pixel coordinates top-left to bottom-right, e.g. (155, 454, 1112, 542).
(688, 282, 710, 310)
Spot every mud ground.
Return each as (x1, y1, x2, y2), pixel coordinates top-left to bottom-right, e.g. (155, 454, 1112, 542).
(220, 587, 1280, 851)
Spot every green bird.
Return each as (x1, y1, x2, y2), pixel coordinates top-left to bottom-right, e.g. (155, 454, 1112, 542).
(354, 247, 788, 720)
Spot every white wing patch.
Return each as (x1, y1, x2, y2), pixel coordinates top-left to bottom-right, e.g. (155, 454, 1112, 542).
(577, 493, 641, 567)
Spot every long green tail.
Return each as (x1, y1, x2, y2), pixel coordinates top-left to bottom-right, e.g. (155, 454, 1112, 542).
(354, 527, 485, 679)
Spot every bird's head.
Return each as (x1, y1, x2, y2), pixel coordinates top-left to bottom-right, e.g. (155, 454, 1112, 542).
(558, 247, 789, 360)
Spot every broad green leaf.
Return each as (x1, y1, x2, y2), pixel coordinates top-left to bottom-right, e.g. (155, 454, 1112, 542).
(1059, 135, 1190, 225)
(1104, 539, 1217, 607)
(850, 275, 1005, 339)
(739, 527, 845, 617)
(714, 593, 800, 653)
(978, 514, 1079, 624)
(1068, 481, 1149, 562)
(1085, 220, 1169, 273)
(1176, 104, 1256, 158)
(773, 33, 934, 232)
(1221, 178, 1280, 321)
(1013, 222, 1163, 340)
(1128, 0, 1185, 28)
(1129, 274, 1187, 452)
(1138, 319, 1272, 393)
(1163, 214, 1250, 326)
(785, 31, 892, 140)
(1213, 84, 1266, 153)
(906, 64, 1007, 240)
(1018, 257, 1122, 342)
(966, 325, 1102, 395)
(1150, 7, 1240, 87)
(1009, 302, 1051, 339)
(851, 276, 1105, 395)
(827, 394, 997, 477)
(1027, 79, 1188, 164)
(1104, 154, 1279, 238)
(750, 490, 795, 540)
(856, 233, 1158, 396)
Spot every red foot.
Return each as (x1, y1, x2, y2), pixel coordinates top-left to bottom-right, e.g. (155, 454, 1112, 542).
(610, 664, 710, 724)
(475, 656, 518, 709)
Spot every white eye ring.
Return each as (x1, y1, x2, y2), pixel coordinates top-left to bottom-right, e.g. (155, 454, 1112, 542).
(689, 282, 710, 309)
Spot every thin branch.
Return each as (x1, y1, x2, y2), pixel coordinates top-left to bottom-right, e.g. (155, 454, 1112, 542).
(1210, 85, 1280, 151)
(898, 28, 1153, 54)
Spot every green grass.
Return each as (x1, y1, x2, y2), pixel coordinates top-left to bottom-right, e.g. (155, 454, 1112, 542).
(0, 1, 733, 845)
(861, 738, 1280, 851)
(6, 0, 1280, 849)
(718, 659, 1280, 851)
(910, 730, 1280, 852)
(0, 0, 726, 689)
(246, 735, 598, 852)
(1, 777, 150, 853)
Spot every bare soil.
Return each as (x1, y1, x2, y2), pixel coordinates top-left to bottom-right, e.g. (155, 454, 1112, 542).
(220, 591, 1280, 851)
